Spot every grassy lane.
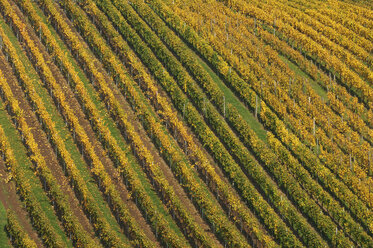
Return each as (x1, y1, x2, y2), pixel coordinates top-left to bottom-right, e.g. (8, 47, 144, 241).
(0, 201, 10, 248)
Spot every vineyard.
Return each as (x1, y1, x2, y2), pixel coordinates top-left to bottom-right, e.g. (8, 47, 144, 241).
(0, 0, 372, 247)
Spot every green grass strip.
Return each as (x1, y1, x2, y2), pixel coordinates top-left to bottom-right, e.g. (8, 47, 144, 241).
(0, 201, 10, 248)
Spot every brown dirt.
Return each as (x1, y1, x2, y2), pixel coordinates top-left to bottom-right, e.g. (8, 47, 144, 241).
(0, 52, 98, 241)
(9, 1, 161, 244)
(0, 159, 43, 247)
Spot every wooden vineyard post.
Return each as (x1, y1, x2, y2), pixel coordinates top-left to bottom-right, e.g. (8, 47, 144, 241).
(203, 97, 206, 116)
(255, 95, 258, 119)
(254, 17, 257, 34)
(223, 95, 226, 118)
(313, 117, 316, 136)
(369, 149, 372, 176)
